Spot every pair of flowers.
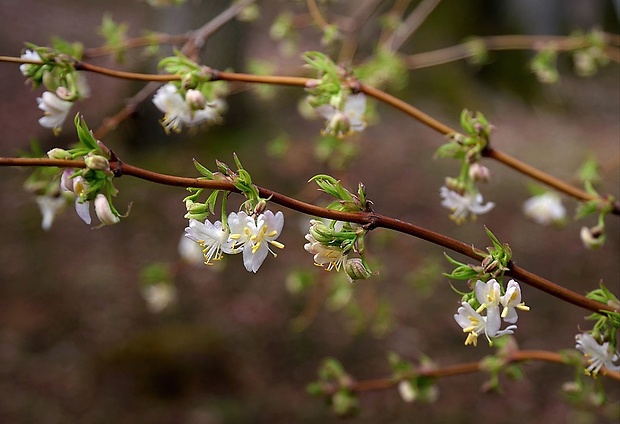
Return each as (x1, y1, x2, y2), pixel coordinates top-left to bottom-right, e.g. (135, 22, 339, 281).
(185, 210, 285, 273)
(454, 279, 529, 347)
(60, 169, 119, 226)
(152, 83, 225, 133)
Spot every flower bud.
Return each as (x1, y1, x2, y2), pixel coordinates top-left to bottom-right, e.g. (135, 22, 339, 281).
(344, 258, 372, 281)
(398, 380, 416, 403)
(469, 163, 491, 183)
(580, 226, 605, 250)
(94, 193, 120, 225)
(254, 200, 267, 215)
(185, 89, 206, 110)
(47, 148, 72, 160)
(84, 154, 110, 171)
(308, 220, 333, 243)
(55, 86, 71, 101)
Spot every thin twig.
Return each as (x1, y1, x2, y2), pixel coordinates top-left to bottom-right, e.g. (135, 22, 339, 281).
(0, 157, 614, 315)
(388, 0, 443, 51)
(321, 349, 619, 395)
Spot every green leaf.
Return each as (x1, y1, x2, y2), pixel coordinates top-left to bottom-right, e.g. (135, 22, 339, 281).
(193, 158, 214, 179)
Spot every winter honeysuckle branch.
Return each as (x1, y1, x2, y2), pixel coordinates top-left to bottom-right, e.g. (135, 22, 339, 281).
(406, 32, 620, 69)
(2, 50, 617, 212)
(0, 156, 614, 316)
(9, 52, 616, 215)
(318, 350, 620, 396)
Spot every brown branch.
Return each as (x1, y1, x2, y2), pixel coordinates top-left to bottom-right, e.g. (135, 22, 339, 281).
(0, 156, 614, 315)
(326, 349, 620, 395)
(406, 33, 620, 69)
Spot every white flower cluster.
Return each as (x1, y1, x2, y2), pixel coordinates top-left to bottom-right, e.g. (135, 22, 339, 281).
(303, 220, 348, 271)
(454, 279, 529, 347)
(314, 93, 367, 138)
(185, 210, 285, 273)
(575, 332, 620, 376)
(152, 83, 226, 133)
(60, 169, 119, 226)
(20, 50, 90, 134)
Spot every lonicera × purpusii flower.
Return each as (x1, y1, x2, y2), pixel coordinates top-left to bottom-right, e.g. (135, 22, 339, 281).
(152, 83, 224, 133)
(244, 210, 285, 273)
(454, 301, 517, 347)
(439, 186, 495, 224)
(499, 280, 529, 323)
(523, 192, 566, 226)
(575, 332, 620, 376)
(35, 194, 67, 231)
(37, 91, 73, 133)
(184, 218, 234, 265)
(94, 194, 120, 226)
(304, 232, 348, 271)
(19, 49, 41, 77)
(60, 169, 92, 224)
(315, 93, 367, 138)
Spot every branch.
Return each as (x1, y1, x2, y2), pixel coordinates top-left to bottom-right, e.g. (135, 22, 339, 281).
(405, 33, 620, 69)
(320, 349, 620, 396)
(0, 157, 614, 315)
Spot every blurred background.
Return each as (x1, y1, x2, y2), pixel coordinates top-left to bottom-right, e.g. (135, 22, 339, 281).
(0, 0, 618, 423)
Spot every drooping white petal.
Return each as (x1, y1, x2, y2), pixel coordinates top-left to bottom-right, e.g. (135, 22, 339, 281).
(35, 195, 66, 231)
(74, 199, 91, 224)
(37, 91, 73, 131)
(20, 49, 41, 76)
(94, 194, 120, 225)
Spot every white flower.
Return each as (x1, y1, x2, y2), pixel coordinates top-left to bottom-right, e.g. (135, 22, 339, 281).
(142, 283, 176, 313)
(37, 91, 73, 133)
(475, 279, 501, 311)
(35, 194, 66, 231)
(315, 93, 367, 138)
(398, 380, 416, 403)
(575, 333, 620, 376)
(454, 302, 516, 347)
(440, 186, 495, 224)
(244, 210, 285, 273)
(152, 83, 224, 133)
(184, 218, 234, 265)
(500, 280, 529, 323)
(19, 49, 41, 76)
(523, 192, 566, 226)
(580, 226, 605, 250)
(227, 211, 252, 252)
(94, 194, 120, 225)
(60, 170, 91, 224)
(304, 232, 348, 271)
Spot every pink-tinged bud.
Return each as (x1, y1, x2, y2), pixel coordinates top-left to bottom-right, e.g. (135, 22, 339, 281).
(60, 168, 75, 192)
(304, 79, 321, 89)
(94, 194, 120, 225)
(185, 89, 206, 110)
(469, 163, 491, 183)
(55, 86, 71, 100)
